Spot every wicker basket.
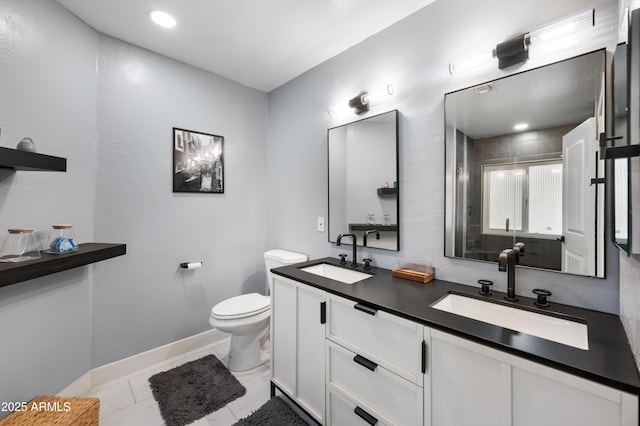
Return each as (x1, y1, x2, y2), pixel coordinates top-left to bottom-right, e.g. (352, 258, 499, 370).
(0, 396, 99, 425)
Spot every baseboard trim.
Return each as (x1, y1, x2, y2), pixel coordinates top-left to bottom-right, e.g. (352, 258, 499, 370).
(58, 329, 229, 396)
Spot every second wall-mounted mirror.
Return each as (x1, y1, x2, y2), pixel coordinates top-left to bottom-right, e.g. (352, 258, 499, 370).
(328, 110, 399, 251)
(445, 49, 606, 278)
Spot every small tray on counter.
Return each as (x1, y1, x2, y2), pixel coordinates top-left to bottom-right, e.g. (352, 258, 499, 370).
(392, 267, 435, 283)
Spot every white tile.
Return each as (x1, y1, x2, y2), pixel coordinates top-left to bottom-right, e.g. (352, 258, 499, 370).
(87, 379, 136, 419)
(231, 363, 269, 386)
(88, 335, 276, 426)
(99, 396, 164, 426)
(204, 406, 238, 426)
(211, 340, 231, 360)
(129, 357, 189, 403)
(225, 372, 271, 420)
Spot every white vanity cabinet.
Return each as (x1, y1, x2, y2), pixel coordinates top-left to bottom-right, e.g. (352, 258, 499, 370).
(429, 329, 639, 426)
(325, 294, 425, 425)
(270, 275, 326, 424)
(270, 273, 638, 426)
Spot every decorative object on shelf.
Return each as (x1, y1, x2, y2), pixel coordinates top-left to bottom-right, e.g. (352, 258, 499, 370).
(173, 127, 224, 193)
(0, 229, 41, 263)
(367, 213, 376, 225)
(47, 224, 78, 254)
(16, 137, 37, 153)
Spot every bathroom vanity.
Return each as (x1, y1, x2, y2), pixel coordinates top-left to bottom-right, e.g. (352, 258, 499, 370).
(270, 258, 640, 425)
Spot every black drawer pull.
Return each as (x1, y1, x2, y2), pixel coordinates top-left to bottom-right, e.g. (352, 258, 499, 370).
(353, 354, 377, 371)
(421, 340, 428, 374)
(354, 302, 377, 315)
(320, 301, 326, 324)
(354, 406, 378, 425)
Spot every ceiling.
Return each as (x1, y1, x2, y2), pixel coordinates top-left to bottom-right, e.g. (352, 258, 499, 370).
(55, 0, 436, 92)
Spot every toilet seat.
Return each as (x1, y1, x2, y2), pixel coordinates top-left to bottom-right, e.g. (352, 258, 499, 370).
(211, 293, 270, 320)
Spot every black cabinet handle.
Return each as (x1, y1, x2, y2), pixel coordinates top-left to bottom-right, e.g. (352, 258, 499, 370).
(354, 302, 377, 316)
(353, 354, 377, 371)
(320, 301, 326, 324)
(354, 406, 378, 425)
(421, 340, 428, 374)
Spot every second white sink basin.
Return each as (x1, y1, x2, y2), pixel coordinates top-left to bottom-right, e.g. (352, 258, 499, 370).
(300, 263, 372, 284)
(431, 293, 589, 350)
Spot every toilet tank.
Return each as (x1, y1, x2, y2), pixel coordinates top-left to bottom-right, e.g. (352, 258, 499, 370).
(264, 249, 307, 292)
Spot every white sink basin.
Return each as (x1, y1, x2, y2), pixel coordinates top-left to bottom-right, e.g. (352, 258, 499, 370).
(300, 263, 372, 284)
(431, 293, 589, 350)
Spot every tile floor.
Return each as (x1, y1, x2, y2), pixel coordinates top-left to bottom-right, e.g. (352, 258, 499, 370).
(84, 339, 272, 426)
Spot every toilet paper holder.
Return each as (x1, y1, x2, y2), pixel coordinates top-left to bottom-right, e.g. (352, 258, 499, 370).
(180, 261, 203, 270)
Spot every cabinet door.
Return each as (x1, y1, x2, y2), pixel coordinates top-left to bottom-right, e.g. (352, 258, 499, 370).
(271, 276, 297, 397)
(271, 276, 326, 424)
(511, 359, 639, 426)
(296, 284, 326, 422)
(430, 330, 511, 426)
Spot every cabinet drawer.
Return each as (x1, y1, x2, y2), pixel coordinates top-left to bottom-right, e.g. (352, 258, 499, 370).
(327, 383, 394, 426)
(327, 294, 424, 385)
(327, 341, 423, 426)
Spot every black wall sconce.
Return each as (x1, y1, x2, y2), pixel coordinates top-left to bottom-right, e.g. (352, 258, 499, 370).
(493, 33, 531, 69)
(348, 92, 369, 114)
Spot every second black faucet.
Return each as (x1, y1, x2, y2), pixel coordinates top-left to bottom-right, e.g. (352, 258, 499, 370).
(337, 233, 358, 267)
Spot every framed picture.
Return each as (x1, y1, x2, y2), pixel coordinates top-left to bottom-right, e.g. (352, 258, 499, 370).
(173, 127, 224, 193)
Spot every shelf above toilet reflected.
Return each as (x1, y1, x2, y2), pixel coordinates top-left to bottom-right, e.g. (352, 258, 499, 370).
(349, 224, 398, 232)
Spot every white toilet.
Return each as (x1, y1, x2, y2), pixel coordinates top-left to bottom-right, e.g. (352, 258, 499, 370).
(209, 249, 307, 371)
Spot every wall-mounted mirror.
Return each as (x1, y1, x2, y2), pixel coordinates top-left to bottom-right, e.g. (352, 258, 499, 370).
(612, 43, 631, 255)
(445, 49, 606, 278)
(328, 110, 399, 251)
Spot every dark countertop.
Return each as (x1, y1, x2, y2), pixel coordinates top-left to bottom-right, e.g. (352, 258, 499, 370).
(272, 257, 640, 395)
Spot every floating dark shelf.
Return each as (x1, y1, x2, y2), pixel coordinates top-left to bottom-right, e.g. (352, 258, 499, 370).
(349, 223, 398, 232)
(0, 146, 67, 171)
(0, 243, 126, 288)
(377, 187, 397, 196)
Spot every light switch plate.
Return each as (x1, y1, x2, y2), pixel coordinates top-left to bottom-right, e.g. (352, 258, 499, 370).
(317, 216, 325, 232)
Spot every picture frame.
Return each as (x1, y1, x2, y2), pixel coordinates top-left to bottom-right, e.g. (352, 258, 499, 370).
(173, 127, 224, 193)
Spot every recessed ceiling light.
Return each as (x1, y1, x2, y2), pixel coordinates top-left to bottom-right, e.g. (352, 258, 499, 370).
(148, 10, 176, 28)
(514, 123, 529, 131)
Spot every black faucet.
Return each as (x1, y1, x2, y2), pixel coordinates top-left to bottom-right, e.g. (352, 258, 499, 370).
(337, 233, 358, 267)
(498, 248, 518, 301)
(363, 230, 380, 247)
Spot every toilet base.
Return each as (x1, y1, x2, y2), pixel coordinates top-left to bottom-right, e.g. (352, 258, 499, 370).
(227, 332, 265, 371)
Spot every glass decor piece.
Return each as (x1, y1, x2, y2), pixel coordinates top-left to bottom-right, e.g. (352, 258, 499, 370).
(46, 224, 78, 254)
(0, 229, 41, 262)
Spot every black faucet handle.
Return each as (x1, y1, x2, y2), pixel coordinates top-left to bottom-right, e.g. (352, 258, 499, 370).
(478, 279, 493, 296)
(363, 258, 372, 269)
(532, 289, 552, 307)
(338, 254, 347, 265)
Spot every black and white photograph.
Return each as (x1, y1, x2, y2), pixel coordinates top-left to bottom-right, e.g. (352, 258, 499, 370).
(173, 127, 224, 193)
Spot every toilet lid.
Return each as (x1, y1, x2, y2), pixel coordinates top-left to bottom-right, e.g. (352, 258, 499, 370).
(211, 293, 270, 319)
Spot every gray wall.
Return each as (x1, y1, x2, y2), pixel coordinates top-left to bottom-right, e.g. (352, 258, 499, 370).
(266, 0, 622, 313)
(620, 255, 640, 367)
(92, 35, 268, 367)
(0, 0, 268, 407)
(0, 0, 97, 410)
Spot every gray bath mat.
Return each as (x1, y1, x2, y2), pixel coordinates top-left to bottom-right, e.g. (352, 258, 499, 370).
(234, 397, 310, 425)
(149, 354, 246, 426)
